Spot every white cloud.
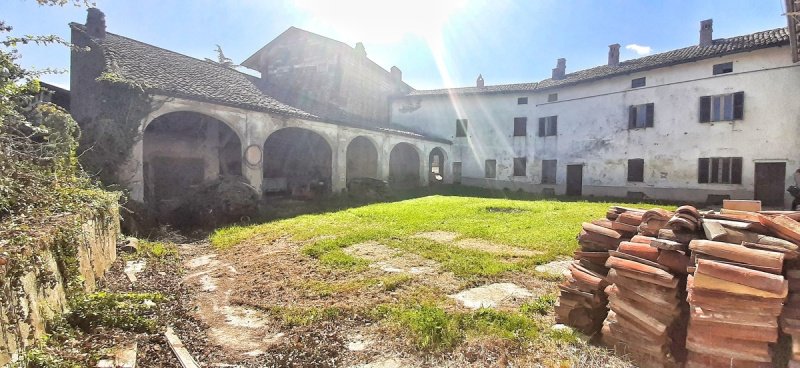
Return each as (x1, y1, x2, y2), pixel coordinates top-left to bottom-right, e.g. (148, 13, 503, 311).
(625, 44, 652, 56)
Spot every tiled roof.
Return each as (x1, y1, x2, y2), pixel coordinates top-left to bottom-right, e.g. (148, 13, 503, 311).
(71, 23, 316, 119)
(406, 27, 790, 97)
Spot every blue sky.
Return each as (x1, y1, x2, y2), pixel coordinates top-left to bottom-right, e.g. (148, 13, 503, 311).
(1, 0, 789, 90)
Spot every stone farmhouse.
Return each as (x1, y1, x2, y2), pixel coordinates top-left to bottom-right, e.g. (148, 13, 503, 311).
(69, 9, 800, 208)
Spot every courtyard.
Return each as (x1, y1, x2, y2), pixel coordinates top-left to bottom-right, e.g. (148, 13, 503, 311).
(140, 193, 655, 367)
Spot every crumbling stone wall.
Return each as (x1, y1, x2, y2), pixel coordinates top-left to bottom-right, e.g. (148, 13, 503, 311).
(0, 205, 120, 365)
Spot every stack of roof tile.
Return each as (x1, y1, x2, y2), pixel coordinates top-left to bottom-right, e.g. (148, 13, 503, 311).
(600, 207, 690, 367)
(685, 238, 787, 367)
(556, 207, 640, 335)
(782, 259, 800, 367)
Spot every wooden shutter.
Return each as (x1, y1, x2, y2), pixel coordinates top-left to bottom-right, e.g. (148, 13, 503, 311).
(645, 103, 655, 127)
(699, 96, 711, 122)
(721, 157, 731, 183)
(538, 118, 546, 137)
(628, 106, 637, 128)
(698, 158, 710, 183)
(628, 159, 644, 182)
(731, 157, 743, 184)
(551, 116, 558, 135)
(710, 158, 720, 183)
(733, 92, 744, 120)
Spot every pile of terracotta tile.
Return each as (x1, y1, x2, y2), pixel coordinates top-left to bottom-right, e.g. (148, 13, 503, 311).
(782, 259, 800, 367)
(555, 207, 639, 335)
(684, 205, 800, 367)
(600, 207, 693, 367)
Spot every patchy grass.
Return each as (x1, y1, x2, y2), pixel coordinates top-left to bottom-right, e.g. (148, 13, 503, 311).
(267, 306, 343, 327)
(520, 294, 558, 316)
(68, 292, 165, 333)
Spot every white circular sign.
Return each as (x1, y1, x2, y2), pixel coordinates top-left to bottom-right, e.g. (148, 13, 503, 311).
(244, 144, 262, 166)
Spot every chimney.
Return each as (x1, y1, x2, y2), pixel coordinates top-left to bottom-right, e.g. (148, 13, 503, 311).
(86, 8, 106, 38)
(476, 74, 484, 88)
(608, 44, 620, 67)
(354, 42, 367, 58)
(390, 66, 402, 83)
(699, 19, 713, 47)
(551, 58, 566, 80)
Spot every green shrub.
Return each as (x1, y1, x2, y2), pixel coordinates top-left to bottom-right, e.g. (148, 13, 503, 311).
(68, 292, 164, 333)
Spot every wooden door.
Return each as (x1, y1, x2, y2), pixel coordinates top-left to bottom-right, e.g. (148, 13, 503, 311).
(566, 164, 583, 196)
(754, 162, 785, 207)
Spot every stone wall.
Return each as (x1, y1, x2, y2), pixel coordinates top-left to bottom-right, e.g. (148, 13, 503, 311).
(0, 205, 120, 365)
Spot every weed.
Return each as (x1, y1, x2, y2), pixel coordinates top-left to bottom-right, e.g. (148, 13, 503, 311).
(126, 240, 177, 260)
(317, 249, 368, 270)
(68, 292, 164, 333)
(21, 348, 81, 368)
(389, 304, 461, 350)
(271, 306, 342, 327)
(520, 294, 557, 316)
(379, 274, 412, 291)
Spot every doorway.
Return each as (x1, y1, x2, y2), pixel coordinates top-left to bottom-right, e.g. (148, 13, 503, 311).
(566, 164, 583, 196)
(754, 162, 786, 207)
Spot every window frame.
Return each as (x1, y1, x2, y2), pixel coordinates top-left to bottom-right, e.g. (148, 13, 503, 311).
(627, 158, 644, 182)
(513, 117, 527, 137)
(538, 116, 558, 137)
(455, 118, 468, 137)
(485, 159, 497, 179)
(517, 97, 528, 105)
(631, 77, 646, 88)
(547, 93, 558, 102)
(699, 92, 744, 122)
(712, 62, 733, 75)
(628, 103, 655, 129)
(698, 157, 743, 184)
(541, 159, 557, 184)
(513, 157, 527, 177)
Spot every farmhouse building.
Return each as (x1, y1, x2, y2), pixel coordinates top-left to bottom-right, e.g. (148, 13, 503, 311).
(69, 8, 800, 208)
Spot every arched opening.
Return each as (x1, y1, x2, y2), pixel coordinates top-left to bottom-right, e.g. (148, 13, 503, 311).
(429, 147, 446, 185)
(346, 136, 378, 183)
(389, 143, 420, 189)
(143, 111, 242, 205)
(263, 127, 332, 197)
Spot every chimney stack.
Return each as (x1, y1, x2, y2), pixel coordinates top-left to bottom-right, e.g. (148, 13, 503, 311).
(86, 8, 106, 38)
(354, 42, 367, 58)
(608, 44, 620, 67)
(552, 58, 566, 80)
(390, 66, 402, 83)
(699, 19, 713, 47)
(476, 74, 484, 88)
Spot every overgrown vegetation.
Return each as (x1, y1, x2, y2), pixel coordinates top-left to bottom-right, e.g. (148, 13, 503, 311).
(68, 292, 165, 333)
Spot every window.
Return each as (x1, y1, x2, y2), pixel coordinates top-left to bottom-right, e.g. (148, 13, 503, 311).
(547, 93, 558, 102)
(628, 103, 654, 129)
(517, 97, 528, 105)
(713, 62, 733, 75)
(485, 160, 497, 178)
(513, 158, 527, 176)
(541, 160, 557, 184)
(699, 92, 744, 122)
(627, 159, 644, 182)
(456, 119, 468, 137)
(698, 157, 743, 184)
(538, 116, 558, 137)
(631, 77, 646, 88)
(513, 117, 527, 136)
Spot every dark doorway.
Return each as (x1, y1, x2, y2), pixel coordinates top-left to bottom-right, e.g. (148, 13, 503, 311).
(754, 162, 785, 207)
(346, 136, 378, 183)
(263, 127, 332, 195)
(566, 164, 583, 196)
(389, 143, 420, 189)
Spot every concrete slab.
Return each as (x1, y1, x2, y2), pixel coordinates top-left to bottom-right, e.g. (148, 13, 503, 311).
(534, 260, 572, 277)
(449, 282, 533, 309)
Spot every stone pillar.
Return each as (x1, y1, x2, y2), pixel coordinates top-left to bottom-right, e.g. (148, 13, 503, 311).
(242, 142, 263, 196)
(331, 134, 348, 193)
(378, 138, 390, 181)
(419, 144, 430, 187)
(127, 139, 145, 202)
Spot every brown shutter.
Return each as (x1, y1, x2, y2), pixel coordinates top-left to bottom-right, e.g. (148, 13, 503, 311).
(538, 118, 545, 137)
(733, 92, 744, 120)
(698, 158, 710, 183)
(710, 158, 720, 183)
(552, 116, 558, 135)
(731, 157, 743, 184)
(699, 96, 711, 122)
(721, 157, 731, 183)
(628, 105, 636, 128)
(645, 103, 655, 127)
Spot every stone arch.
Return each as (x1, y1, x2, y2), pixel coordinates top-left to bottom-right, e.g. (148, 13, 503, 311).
(346, 135, 379, 182)
(262, 127, 333, 195)
(142, 111, 242, 204)
(429, 147, 447, 185)
(389, 142, 421, 189)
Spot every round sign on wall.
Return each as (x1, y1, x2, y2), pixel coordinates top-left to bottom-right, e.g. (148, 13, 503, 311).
(244, 144, 263, 166)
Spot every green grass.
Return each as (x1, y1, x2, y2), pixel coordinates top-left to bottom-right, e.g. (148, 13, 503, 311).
(212, 195, 662, 275)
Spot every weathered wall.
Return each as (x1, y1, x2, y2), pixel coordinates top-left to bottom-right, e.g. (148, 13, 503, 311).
(0, 205, 120, 366)
(391, 47, 800, 205)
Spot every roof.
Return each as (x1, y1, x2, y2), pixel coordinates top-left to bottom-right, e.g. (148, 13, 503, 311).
(406, 27, 790, 97)
(242, 26, 412, 90)
(70, 23, 316, 119)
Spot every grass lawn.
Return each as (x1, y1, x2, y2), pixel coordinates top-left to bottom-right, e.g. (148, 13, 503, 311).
(207, 194, 663, 366)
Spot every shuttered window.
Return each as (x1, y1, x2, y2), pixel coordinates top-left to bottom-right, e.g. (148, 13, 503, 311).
(631, 77, 646, 88)
(712, 62, 733, 75)
(627, 159, 644, 182)
(700, 92, 744, 122)
(485, 160, 497, 178)
(698, 157, 743, 184)
(456, 119, 468, 137)
(538, 116, 558, 137)
(628, 103, 655, 129)
(513, 158, 527, 176)
(541, 160, 557, 184)
(513, 117, 527, 136)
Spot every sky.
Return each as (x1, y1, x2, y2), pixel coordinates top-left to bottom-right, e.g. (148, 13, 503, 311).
(0, 0, 790, 90)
